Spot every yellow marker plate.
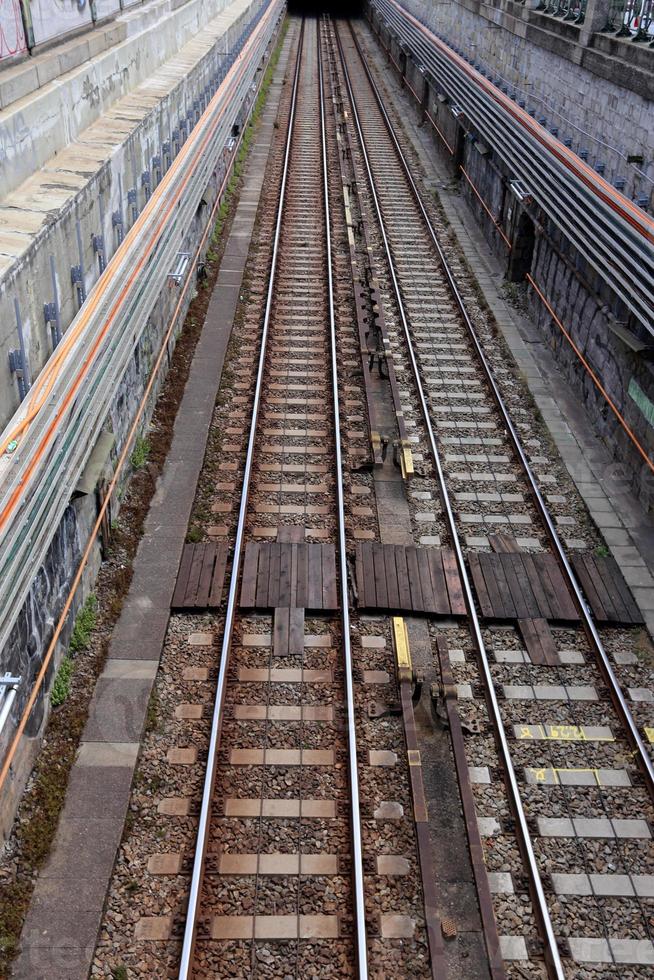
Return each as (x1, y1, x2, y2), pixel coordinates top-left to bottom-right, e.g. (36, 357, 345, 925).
(515, 724, 614, 742)
(392, 617, 411, 671)
(400, 445, 414, 480)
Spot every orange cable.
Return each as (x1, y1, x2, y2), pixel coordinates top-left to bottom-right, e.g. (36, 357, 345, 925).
(460, 165, 512, 248)
(527, 273, 654, 475)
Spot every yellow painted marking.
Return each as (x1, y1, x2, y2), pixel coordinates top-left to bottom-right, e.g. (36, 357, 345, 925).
(526, 767, 605, 786)
(644, 727, 654, 744)
(392, 617, 411, 671)
(400, 444, 414, 480)
(407, 749, 421, 767)
(547, 724, 585, 741)
(516, 724, 614, 742)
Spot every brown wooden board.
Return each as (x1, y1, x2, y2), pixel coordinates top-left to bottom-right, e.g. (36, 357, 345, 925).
(468, 553, 493, 618)
(602, 555, 643, 624)
(489, 533, 521, 554)
(373, 543, 389, 609)
(208, 545, 228, 608)
(572, 554, 644, 625)
(289, 608, 305, 656)
(355, 545, 465, 617)
(427, 548, 450, 615)
(273, 607, 290, 656)
(171, 544, 195, 609)
(172, 543, 228, 611)
(307, 544, 323, 609)
(240, 542, 338, 611)
(507, 554, 541, 619)
(539, 554, 578, 621)
(405, 547, 425, 612)
(384, 545, 400, 609)
(469, 552, 579, 623)
(417, 548, 436, 613)
(256, 543, 271, 609)
(518, 618, 560, 666)
(394, 545, 412, 611)
(478, 554, 512, 619)
(277, 526, 305, 543)
(322, 543, 338, 610)
(240, 542, 259, 607)
(521, 553, 553, 621)
(296, 543, 308, 608)
(268, 543, 281, 608)
(278, 543, 292, 608)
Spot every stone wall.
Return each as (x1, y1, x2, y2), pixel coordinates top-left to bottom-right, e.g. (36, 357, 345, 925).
(398, 0, 654, 196)
(369, 4, 654, 513)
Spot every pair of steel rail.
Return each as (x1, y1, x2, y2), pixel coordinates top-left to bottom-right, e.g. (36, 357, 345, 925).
(338, 17, 654, 978)
(178, 18, 369, 978)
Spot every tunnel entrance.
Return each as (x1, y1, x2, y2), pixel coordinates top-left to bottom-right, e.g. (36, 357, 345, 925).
(287, 1, 364, 14)
(508, 210, 535, 282)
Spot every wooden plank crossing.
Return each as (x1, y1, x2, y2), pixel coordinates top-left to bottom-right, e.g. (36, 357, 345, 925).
(355, 543, 466, 616)
(518, 618, 561, 665)
(240, 542, 339, 610)
(468, 552, 578, 622)
(172, 543, 228, 611)
(572, 554, 644, 625)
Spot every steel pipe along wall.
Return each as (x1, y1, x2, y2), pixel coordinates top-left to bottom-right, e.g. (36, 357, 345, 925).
(370, 0, 654, 331)
(0, 0, 282, 671)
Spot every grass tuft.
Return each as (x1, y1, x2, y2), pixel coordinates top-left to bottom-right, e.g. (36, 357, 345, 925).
(130, 435, 150, 470)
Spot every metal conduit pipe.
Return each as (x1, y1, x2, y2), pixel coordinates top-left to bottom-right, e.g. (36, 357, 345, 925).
(369, 0, 654, 330)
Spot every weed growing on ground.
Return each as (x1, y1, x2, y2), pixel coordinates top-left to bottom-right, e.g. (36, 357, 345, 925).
(130, 435, 150, 469)
(69, 594, 97, 653)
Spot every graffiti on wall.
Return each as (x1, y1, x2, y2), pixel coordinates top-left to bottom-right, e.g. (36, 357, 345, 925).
(0, 0, 27, 62)
(29, 0, 93, 47)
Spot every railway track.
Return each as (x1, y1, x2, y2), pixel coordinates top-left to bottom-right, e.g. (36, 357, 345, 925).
(178, 18, 368, 977)
(330, 16, 654, 978)
(86, 13, 654, 980)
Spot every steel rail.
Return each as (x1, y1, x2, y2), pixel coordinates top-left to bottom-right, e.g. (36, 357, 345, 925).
(333, 21, 566, 977)
(347, 19, 654, 800)
(0, 0, 280, 668)
(369, 0, 654, 331)
(317, 18, 369, 978)
(177, 22, 306, 976)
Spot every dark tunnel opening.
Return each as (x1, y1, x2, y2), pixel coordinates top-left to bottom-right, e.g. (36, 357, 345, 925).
(286, 0, 364, 15)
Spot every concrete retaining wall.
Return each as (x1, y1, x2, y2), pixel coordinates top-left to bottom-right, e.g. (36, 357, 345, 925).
(0, 0, 279, 837)
(0, 0, 241, 200)
(0, 0, 261, 429)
